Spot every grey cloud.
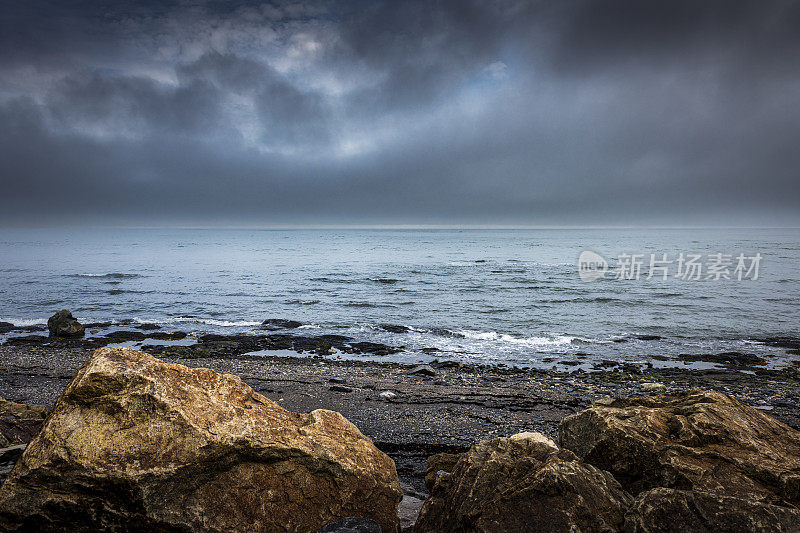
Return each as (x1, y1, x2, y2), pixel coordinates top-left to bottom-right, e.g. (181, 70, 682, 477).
(0, 0, 798, 227)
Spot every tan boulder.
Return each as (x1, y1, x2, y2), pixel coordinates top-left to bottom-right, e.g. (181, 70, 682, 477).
(414, 432, 631, 533)
(0, 347, 401, 532)
(559, 389, 800, 506)
(623, 488, 800, 532)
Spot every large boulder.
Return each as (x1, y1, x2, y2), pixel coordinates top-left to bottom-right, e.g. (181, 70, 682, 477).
(559, 390, 800, 507)
(414, 432, 631, 533)
(623, 488, 800, 532)
(0, 347, 402, 532)
(47, 309, 84, 337)
(0, 397, 47, 447)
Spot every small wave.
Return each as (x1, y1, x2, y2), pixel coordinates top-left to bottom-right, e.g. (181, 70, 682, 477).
(370, 278, 400, 284)
(285, 299, 320, 305)
(344, 301, 397, 308)
(67, 273, 142, 279)
(161, 317, 262, 327)
(455, 329, 577, 347)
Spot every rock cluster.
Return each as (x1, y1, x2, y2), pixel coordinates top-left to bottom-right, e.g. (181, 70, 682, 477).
(0, 347, 402, 532)
(1, 345, 800, 533)
(416, 390, 800, 532)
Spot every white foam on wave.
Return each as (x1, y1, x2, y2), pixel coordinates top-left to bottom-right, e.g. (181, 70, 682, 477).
(0, 318, 47, 327)
(455, 329, 577, 348)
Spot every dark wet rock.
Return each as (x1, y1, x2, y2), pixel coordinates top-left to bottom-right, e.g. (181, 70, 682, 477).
(560, 389, 800, 506)
(624, 488, 800, 532)
(329, 377, 347, 385)
(99, 330, 188, 343)
(330, 385, 354, 393)
(3, 335, 49, 346)
(415, 432, 631, 533)
(47, 309, 84, 338)
(135, 323, 162, 330)
(148, 333, 401, 359)
(408, 365, 437, 377)
(753, 337, 800, 350)
(318, 517, 382, 533)
(679, 351, 765, 366)
(82, 321, 115, 328)
(261, 318, 303, 330)
(0, 323, 13, 333)
(148, 331, 187, 341)
(380, 324, 411, 334)
(103, 330, 148, 341)
(0, 347, 402, 532)
(349, 342, 401, 356)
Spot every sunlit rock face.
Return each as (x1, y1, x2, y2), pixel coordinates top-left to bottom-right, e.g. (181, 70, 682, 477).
(415, 432, 632, 533)
(560, 389, 800, 507)
(0, 347, 402, 533)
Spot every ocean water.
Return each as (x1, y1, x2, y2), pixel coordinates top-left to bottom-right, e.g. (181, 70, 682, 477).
(1, 227, 798, 369)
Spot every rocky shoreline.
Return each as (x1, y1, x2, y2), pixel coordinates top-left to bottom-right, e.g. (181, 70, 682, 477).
(1, 313, 799, 531)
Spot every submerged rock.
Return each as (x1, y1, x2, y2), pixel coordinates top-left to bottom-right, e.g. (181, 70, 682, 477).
(47, 309, 84, 338)
(414, 432, 631, 533)
(0, 347, 402, 532)
(624, 488, 800, 532)
(559, 389, 800, 506)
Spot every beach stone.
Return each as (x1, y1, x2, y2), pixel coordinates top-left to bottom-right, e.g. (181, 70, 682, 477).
(0, 397, 47, 447)
(0, 347, 402, 532)
(379, 391, 397, 400)
(398, 494, 423, 532)
(408, 365, 437, 377)
(414, 432, 631, 533)
(623, 488, 800, 532)
(639, 382, 666, 393)
(46, 309, 84, 338)
(559, 389, 800, 506)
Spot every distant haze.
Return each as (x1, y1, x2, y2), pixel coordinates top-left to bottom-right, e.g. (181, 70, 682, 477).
(1, 1, 799, 227)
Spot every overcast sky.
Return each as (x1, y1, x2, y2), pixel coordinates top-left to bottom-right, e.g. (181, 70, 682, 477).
(1, 0, 798, 227)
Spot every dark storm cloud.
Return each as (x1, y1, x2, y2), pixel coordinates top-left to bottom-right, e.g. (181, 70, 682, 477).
(0, 0, 798, 226)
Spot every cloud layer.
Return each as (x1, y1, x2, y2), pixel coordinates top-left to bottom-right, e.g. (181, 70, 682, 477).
(1, 0, 798, 226)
